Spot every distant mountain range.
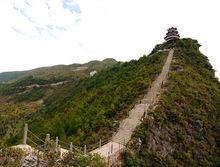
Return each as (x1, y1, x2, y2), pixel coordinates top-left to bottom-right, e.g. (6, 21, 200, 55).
(0, 58, 117, 83)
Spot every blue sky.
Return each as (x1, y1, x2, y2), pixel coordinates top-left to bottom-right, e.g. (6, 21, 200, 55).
(62, 0, 81, 13)
(0, 0, 219, 78)
(10, 0, 81, 37)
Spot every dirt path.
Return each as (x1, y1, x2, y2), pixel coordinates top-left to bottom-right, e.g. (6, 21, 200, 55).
(92, 49, 174, 159)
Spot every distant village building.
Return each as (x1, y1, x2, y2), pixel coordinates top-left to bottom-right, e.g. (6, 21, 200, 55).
(164, 27, 180, 42)
(90, 70, 97, 77)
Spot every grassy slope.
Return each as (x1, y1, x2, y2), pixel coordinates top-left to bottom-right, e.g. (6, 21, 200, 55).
(22, 51, 167, 149)
(123, 39, 220, 167)
(0, 59, 117, 145)
(0, 71, 25, 83)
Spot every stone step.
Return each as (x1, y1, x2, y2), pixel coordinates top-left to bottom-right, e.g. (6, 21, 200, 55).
(92, 49, 174, 160)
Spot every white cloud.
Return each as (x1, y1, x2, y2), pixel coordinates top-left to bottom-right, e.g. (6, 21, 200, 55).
(0, 0, 219, 78)
(11, 0, 81, 37)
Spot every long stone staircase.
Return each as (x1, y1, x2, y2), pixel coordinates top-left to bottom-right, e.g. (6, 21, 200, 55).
(92, 49, 174, 160)
(13, 49, 174, 166)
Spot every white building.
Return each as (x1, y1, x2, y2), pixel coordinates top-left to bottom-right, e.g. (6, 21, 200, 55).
(90, 70, 97, 77)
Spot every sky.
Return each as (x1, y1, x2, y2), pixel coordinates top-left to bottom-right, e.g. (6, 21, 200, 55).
(0, 0, 219, 78)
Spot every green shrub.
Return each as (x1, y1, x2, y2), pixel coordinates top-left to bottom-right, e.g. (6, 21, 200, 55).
(28, 51, 167, 146)
(124, 38, 220, 166)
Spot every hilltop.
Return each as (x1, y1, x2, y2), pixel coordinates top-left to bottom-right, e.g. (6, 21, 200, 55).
(0, 38, 219, 167)
(123, 39, 220, 167)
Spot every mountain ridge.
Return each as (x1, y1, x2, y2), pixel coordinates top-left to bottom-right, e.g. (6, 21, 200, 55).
(0, 58, 117, 83)
(0, 38, 219, 167)
(123, 38, 220, 167)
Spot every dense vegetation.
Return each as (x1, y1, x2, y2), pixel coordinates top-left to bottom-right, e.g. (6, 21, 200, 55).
(11, 87, 46, 103)
(22, 51, 166, 149)
(0, 75, 63, 96)
(123, 39, 220, 167)
(3, 38, 218, 166)
(0, 59, 117, 146)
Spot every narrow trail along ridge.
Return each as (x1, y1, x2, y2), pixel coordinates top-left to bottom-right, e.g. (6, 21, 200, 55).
(13, 49, 174, 166)
(92, 49, 174, 159)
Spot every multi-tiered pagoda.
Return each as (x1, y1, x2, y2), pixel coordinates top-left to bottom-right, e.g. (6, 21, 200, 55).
(164, 27, 180, 42)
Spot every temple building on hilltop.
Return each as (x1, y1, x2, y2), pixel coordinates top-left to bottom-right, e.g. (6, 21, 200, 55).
(164, 27, 180, 42)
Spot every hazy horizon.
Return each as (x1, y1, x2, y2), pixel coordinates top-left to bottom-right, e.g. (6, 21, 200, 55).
(0, 0, 219, 78)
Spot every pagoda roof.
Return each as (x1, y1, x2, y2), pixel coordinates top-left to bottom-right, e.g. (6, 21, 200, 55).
(164, 27, 180, 41)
